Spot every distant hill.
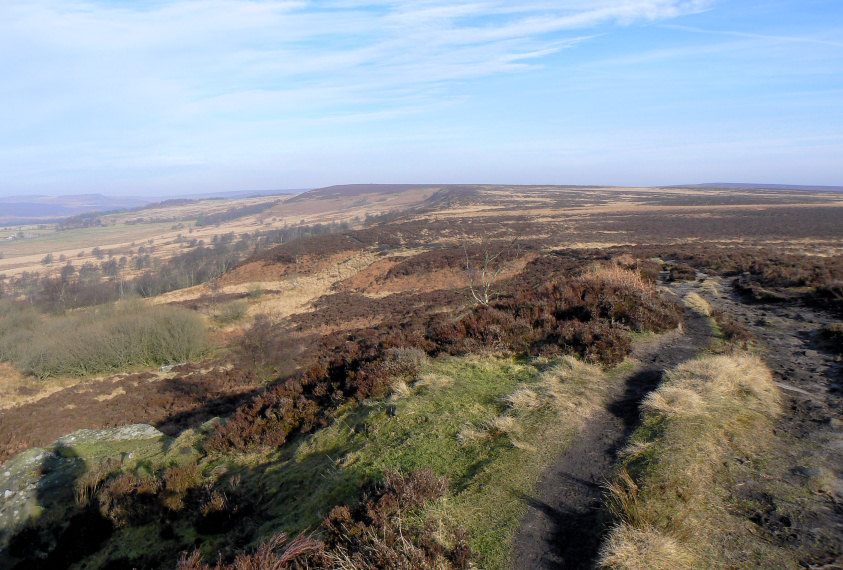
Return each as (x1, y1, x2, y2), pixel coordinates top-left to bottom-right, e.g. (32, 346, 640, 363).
(0, 189, 305, 225)
(158, 188, 306, 201)
(678, 183, 843, 192)
(286, 184, 438, 202)
(0, 194, 151, 225)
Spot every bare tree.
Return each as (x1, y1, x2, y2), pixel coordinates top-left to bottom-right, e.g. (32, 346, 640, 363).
(462, 234, 521, 306)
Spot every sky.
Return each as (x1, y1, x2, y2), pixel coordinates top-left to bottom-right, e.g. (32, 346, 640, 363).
(1, 0, 841, 196)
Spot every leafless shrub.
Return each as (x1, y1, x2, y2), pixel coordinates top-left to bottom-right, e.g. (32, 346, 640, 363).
(6, 301, 206, 378)
(462, 236, 522, 306)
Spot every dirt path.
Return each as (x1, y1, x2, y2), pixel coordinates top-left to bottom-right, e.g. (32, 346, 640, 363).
(511, 301, 712, 569)
(513, 275, 843, 568)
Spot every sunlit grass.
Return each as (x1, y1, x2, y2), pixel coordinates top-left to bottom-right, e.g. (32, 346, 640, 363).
(223, 353, 618, 568)
(597, 354, 816, 569)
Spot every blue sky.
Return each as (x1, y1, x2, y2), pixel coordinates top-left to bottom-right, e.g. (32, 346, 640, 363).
(1, 0, 841, 196)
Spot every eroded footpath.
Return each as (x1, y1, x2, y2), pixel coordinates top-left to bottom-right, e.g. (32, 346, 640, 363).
(512, 300, 712, 569)
(514, 274, 843, 568)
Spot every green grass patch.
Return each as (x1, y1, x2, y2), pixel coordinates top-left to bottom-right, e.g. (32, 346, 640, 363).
(219, 353, 616, 569)
(0, 222, 173, 257)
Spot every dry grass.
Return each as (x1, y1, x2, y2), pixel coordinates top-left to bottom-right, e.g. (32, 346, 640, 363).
(390, 379, 412, 399)
(499, 356, 607, 420)
(503, 387, 542, 412)
(94, 387, 128, 402)
(414, 373, 455, 390)
(484, 416, 522, 438)
(246, 252, 381, 322)
(682, 292, 712, 316)
(151, 250, 382, 330)
(585, 264, 649, 292)
(699, 278, 721, 298)
(598, 354, 787, 569)
(645, 354, 780, 416)
(640, 386, 704, 418)
(539, 356, 608, 419)
(0, 365, 177, 411)
(611, 253, 637, 268)
(457, 415, 522, 446)
(457, 423, 490, 445)
(599, 524, 696, 570)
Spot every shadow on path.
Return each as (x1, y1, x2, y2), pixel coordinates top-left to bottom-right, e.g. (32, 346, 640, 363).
(511, 305, 711, 569)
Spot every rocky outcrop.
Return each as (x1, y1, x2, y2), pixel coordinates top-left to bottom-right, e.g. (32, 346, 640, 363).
(0, 424, 167, 564)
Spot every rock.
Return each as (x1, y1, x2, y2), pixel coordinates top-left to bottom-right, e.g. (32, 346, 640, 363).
(0, 424, 168, 559)
(55, 423, 164, 447)
(199, 417, 222, 434)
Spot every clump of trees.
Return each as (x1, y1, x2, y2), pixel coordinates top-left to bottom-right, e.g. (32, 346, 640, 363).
(0, 220, 356, 312)
(195, 200, 280, 227)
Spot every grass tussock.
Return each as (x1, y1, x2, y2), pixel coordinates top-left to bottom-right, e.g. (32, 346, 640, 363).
(537, 356, 608, 417)
(390, 378, 412, 399)
(682, 292, 711, 316)
(585, 264, 650, 292)
(700, 278, 721, 298)
(0, 299, 207, 378)
(598, 354, 788, 569)
(599, 524, 696, 570)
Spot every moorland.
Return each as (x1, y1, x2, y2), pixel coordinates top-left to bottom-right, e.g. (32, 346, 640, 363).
(0, 183, 841, 569)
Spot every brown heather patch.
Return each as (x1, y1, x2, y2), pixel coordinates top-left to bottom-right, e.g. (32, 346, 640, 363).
(94, 387, 127, 402)
(0, 367, 261, 463)
(334, 254, 404, 292)
(291, 315, 388, 339)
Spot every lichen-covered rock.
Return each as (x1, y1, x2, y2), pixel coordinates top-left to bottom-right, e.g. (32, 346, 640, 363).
(55, 423, 164, 447)
(0, 424, 167, 563)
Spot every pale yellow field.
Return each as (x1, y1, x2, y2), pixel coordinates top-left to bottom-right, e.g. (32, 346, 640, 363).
(0, 187, 438, 280)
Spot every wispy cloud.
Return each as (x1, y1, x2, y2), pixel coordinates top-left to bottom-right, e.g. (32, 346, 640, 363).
(663, 24, 843, 48)
(0, 0, 712, 124)
(1, 0, 839, 192)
